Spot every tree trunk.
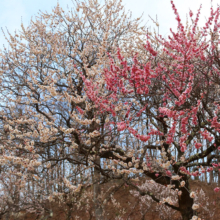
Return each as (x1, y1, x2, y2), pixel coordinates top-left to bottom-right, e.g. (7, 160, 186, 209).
(181, 212, 193, 220)
(93, 156, 104, 220)
(218, 153, 220, 186)
(66, 204, 72, 220)
(179, 180, 194, 220)
(203, 158, 207, 183)
(209, 170, 213, 184)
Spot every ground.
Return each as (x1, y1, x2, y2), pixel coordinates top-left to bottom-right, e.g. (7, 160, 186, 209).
(3, 179, 220, 220)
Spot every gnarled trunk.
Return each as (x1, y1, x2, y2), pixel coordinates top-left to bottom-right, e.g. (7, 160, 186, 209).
(179, 181, 194, 220)
(93, 156, 104, 220)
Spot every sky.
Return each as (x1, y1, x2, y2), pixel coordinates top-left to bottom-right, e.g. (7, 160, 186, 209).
(0, 0, 219, 49)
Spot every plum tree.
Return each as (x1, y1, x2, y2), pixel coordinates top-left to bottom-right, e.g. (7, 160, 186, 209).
(1, 0, 220, 220)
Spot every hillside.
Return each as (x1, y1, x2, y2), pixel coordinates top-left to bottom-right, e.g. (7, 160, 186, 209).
(3, 179, 220, 220)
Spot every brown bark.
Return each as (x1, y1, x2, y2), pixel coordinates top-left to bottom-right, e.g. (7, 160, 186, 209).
(178, 181, 194, 220)
(93, 156, 104, 220)
(209, 170, 213, 185)
(218, 153, 220, 186)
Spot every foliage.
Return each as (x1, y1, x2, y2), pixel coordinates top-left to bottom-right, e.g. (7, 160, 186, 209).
(1, 0, 220, 220)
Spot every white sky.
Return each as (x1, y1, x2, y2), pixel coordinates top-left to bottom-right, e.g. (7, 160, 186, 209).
(0, 0, 219, 48)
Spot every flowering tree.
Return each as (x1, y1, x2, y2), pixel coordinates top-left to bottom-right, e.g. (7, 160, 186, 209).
(82, 1, 220, 219)
(0, 0, 146, 219)
(1, 0, 220, 219)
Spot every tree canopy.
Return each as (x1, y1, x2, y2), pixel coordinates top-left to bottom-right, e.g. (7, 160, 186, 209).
(0, 1, 220, 220)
